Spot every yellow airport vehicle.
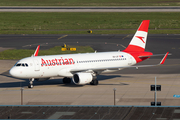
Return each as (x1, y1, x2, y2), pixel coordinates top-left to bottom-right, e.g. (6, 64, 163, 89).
(61, 44, 76, 51)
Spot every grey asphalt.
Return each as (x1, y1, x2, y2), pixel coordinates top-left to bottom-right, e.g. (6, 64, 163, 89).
(1, 6, 180, 9)
(0, 34, 179, 58)
(0, 6, 180, 12)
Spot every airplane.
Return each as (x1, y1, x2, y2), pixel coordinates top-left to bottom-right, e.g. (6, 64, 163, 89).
(9, 20, 169, 88)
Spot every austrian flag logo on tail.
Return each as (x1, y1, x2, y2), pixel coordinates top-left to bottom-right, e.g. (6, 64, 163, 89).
(136, 36, 145, 43)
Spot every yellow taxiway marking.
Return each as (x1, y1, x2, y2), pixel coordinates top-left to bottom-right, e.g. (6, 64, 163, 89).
(119, 44, 126, 48)
(58, 35, 68, 40)
(122, 35, 130, 40)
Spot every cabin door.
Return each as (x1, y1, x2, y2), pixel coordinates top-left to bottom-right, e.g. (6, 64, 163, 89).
(33, 59, 40, 71)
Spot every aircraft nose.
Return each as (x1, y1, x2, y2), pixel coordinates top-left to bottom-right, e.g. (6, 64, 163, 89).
(9, 67, 26, 78)
(9, 68, 17, 77)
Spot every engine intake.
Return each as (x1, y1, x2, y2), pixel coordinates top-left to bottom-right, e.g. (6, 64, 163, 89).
(72, 73, 93, 85)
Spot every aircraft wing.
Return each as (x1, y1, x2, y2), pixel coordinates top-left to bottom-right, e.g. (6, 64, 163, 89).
(70, 52, 169, 74)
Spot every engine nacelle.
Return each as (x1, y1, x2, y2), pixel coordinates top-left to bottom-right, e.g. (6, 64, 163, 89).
(72, 73, 93, 85)
(35, 78, 50, 81)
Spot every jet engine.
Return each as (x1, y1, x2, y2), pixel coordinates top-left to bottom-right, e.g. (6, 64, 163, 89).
(35, 78, 50, 81)
(72, 73, 93, 85)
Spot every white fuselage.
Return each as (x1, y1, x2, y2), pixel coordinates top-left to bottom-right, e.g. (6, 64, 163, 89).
(9, 51, 136, 79)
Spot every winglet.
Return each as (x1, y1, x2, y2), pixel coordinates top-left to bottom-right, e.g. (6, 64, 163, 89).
(33, 45, 40, 56)
(159, 52, 169, 65)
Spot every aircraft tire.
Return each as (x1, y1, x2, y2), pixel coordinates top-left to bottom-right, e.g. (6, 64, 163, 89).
(28, 84, 33, 88)
(90, 80, 99, 85)
(63, 77, 71, 84)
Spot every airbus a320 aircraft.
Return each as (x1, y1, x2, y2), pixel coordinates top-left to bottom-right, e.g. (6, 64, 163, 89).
(9, 20, 169, 88)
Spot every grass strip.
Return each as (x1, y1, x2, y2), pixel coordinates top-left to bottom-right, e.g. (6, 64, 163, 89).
(0, 0, 179, 6)
(0, 46, 94, 60)
(1, 29, 180, 34)
(0, 12, 180, 34)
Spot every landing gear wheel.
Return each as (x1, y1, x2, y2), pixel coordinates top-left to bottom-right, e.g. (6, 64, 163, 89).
(90, 80, 99, 85)
(28, 78, 34, 88)
(63, 77, 71, 84)
(28, 84, 33, 88)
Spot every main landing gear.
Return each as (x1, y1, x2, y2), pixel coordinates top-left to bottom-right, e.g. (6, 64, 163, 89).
(90, 79, 99, 85)
(90, 75, 98, 85)
(28, 78, 34, 88)
(62, 77, 71, 84)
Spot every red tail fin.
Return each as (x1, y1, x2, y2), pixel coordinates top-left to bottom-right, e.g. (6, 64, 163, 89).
(123, 20, 150, 52)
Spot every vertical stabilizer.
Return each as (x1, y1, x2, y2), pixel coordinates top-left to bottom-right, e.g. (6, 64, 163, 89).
(123, 20, 150, 52)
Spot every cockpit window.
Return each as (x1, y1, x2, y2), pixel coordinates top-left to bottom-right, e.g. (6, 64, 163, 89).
(15, 63, 29, 67)
(16, 64, 21, 66)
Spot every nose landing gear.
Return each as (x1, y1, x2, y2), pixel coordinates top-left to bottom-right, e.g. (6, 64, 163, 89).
(28, 78, 34, 88)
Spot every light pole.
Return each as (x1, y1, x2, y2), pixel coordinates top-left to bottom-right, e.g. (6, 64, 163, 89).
(150, 77, 161, 106)
(113, 88, 116, 105)
(154, 77, 157, 106)
(21, 87, 24, 105)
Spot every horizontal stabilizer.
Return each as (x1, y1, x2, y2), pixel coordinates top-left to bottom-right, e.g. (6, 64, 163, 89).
(139, 53, 171, 58)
